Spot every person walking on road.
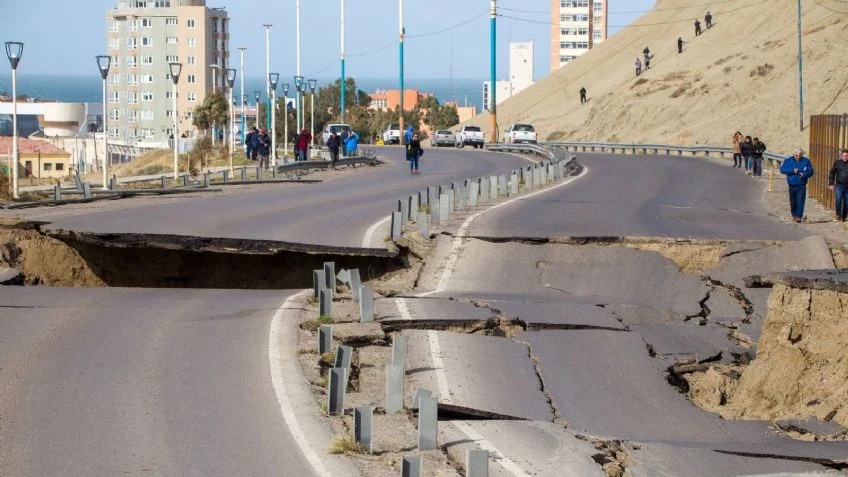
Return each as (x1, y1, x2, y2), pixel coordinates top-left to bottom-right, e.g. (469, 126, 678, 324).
(731, 131, 743, 168)
(296, 128, 311, 162)
(740, 135, 755, 174)
(780, 148, 815, 223)
(256, 128, 271, 170)
(678, 37, 685, 54)
(407, 133, 423, 175)
(326, 131, 341, 170)
(695, 19, 702, 36)
(752, 137, 767, 177)
(579, 87, 588, 104)
(828, 149, 848, 222)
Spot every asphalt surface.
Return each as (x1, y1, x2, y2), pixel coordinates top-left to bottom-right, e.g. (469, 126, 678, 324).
(8, 146, 531, 247)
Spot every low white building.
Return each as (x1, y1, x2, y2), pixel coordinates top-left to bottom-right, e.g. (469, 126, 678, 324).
(482, 41, 535, 110)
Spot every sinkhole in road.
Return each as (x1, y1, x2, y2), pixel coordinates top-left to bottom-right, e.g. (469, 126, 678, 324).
(0, 222, 403, 289)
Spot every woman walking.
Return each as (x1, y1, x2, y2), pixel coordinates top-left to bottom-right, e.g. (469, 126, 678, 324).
(408, 133, 423, 175)
(731, 131, 743, 168)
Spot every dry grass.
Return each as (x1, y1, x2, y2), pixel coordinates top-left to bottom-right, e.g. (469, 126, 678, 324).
(327, 435, 366, 455)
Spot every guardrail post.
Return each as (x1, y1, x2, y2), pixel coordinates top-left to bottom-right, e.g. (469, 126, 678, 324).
(354, 406, 373, 454)
(489, 176, 498, 201)
(223, 170, 229, 183)
(53, 185, 61, 201)
(392, 335, 408, 368)
(313, 269, 325, 299)
(318, 324, 332, 354)
(386, 363, 404, 413)
(319, 289, 332, 317)
(418, 394, 438, 450)
(408, 194, 418, 221)
(430, 199, 439, 226)
(498, 175, 507, 198)
(417, 211, 430, 238)
(203, 173, 210, 188)
(240, 167, 246, 182)
(468, 181, 479, 207)
(457, 184, 467, 211)
(509, 173, 518, 197)
(323, 262, 337, 293)
(109, 177, 117, 190)
(327, 367, 347, 415)
(359, 285, 374, 322)
(398, 199, 408, 225)
(419, 189, 428, 208)
(82, 182, 92, 199)
(349, 269, 362, 301)
(334, 344, 353, 372)
(466, 449, 489, 477)
(182, 174, 189, 187)
(255, 166, 261, 180)
(401, 456, 422, 477)
(391, 211, 403, 240)
(480, 177, 489, 204)
(438, 193, 449, 224)
(161, 176, 167, 189)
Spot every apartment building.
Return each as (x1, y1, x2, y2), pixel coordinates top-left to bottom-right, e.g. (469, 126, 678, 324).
(483, 41, 535, 109)
(106, 0, 229, 146)
(550, 0, 607, 71)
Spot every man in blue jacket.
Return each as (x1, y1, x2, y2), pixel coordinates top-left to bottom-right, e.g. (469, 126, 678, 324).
(780, 148, 815, 223)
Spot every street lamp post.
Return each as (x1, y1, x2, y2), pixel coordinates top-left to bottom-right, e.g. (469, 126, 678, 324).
(169, 62, 182, 179)
(269, 73, 279, 168)
(209, 63, 220, 145)
(225, 68, 237, 173)
(5, 41, 23, 199)
(254, 91, 262, 131)
(263, 24, 272, 130)
(308, 79, 317, 149)
(238, 47, 246, 144)
(282, 83, 290, 159)
(295, 75, 304, 133)
(96, 55, 111, 190)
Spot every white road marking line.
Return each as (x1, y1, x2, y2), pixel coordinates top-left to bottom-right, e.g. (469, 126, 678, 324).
(269, 291, 333, 477)
(362, 215, 391, 248)
(396, 296, 413, 320)
(452, 421, 533, 477)
(427, 329, 452, 405)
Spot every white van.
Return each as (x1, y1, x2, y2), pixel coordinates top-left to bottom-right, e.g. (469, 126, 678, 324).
(322, 123, 352, 144)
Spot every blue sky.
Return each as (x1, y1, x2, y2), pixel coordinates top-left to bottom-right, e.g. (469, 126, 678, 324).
(1, 0, 655, 79)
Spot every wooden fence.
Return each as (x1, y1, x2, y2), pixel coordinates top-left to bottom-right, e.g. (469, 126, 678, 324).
(809, 114, 848, 211)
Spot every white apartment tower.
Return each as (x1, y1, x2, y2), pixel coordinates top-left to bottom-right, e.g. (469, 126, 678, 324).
(550, 0, 608, 71)
(483, 41, 535, 110)
(106, 0, 229, 146)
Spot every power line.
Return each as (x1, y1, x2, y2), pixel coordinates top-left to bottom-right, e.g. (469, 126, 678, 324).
(500, 0, 741, 16)
(812, 0, 848, 13)
(406, 10, 488, 38)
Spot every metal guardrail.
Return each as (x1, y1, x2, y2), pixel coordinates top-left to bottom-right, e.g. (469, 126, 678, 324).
(532, 141, 786, 166)
(485, 143, 556, 161)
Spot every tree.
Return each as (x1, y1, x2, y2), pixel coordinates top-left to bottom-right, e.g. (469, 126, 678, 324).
(418, 96, 459, 131)
(192, 91, 229, 136)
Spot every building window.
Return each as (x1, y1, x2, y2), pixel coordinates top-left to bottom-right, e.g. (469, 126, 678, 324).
(56, 163, 64, 171)
(186, 56, 196, 65)
(167, 37, 178, 44)
(141, 18, 153, 28)
(155, 0, 171, 7)
(166, 55, 178, 63)
(127, 92, 138, 104)
(141, 74, 154, 84)
(187, 38, 196, 47)
(109, 74, 120, 86)
(187, 92, 197, 102)
(126, 38, 137, 50)
(141, 110, 154, 120)
(166, 17, 177, 25)
(126, 56, 137, 68)
(187, 74, 196, 84)
(110, 91, 120, 103)
(142, 92, 154, 102)
(141, 56, 153, 65)
(127, 74, 138, 86)
(109, 109, 121, 120)
(127, 110, 138, 123)
(43, 163, 53, 171)
(109, 20, 120, 32)
(108, 38, 119, 49)
(187, 19, 196, 28)
(593, 31, 603, 40)
(594, 1, 603, 12)
(141, 37, 153, 47)
(110, 127, 120, 138)
(128, 19, 138, 32)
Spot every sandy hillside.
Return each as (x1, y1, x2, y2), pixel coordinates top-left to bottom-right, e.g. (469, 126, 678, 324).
(468, 0, 847, 154)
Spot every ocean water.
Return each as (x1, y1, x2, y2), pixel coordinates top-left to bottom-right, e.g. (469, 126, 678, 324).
(0, 74, 485, 111)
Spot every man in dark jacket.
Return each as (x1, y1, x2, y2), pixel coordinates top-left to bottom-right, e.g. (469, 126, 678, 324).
(256, 128, 271, 170)
(828, 149, 848, 221)
(245, 127, 255, 159)
(740, 136, 755, 175)
(326, 132, 341, 170)
(751, 137, 767, 177)
(780, 149, 815, 222)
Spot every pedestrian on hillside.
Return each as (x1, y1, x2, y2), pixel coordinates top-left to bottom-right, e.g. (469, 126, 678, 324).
(326, 131, 341, 170)
(408, 133, 423, 175)
(780, 149, 815, 223)
(705, 11, 713, 29)
(579, 86, 587, 104)
(635, 57, 642, 76)
(740, 136, 755, 174)
(678, 37, 685, 54)
(344, 130, 360, 157)
(296, 128, 311, 162)
(695, 19, 702, 36)
(752, 137, 767, 177)
(731, 131, 743, 167)
(245, 127, 255, 159)
(642, 47, 650, 62)
(827, 149, 848, 222)
(257, 128, 271, 170)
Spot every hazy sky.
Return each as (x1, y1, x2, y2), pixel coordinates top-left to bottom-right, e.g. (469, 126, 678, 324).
(1, 0, 655, 79)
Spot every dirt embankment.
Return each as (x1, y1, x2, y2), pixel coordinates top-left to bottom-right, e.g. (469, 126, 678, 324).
(688, 283, 848, 428)
(0, 223, 103, 287)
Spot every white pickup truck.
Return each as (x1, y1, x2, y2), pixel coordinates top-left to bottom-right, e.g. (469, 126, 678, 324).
(455, 125, 485, 149)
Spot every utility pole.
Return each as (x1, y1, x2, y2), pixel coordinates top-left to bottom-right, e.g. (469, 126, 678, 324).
(239, 47, 246, 144)
(796, 0, 804, 131)
(263, 24, 272, 130)
(296, 0, 302, 131)
(398, 0, 405, 143)
(340, 0, 346, 122)
(489, 0, 497, 143)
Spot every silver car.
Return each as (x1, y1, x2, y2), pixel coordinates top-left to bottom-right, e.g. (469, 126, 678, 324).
(431, 129, 454, 147)
(503, 123, 537, 144)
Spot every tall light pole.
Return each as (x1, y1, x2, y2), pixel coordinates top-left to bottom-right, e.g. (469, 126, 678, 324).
(296, 0, 302, 132)
(308, 79, 317, 149)
(96, 55, 111, 190)
(254, 90, 262, 129)
(294, 75, 304, 134)
(5, 41, 23, 200)
(269, 73, 279, 167)
(489, 0, 497, 143)
(340, 0, 346, 122)
(169, 62, 182, 179)
(239, 47, 246, 144)
(263, 24, 272, 130)
(209, 63, 220, 145)
(225, 67, 237, 173)
(796, 0, 804, 131)
(398, 0, 405, 143)
(282, 83, 290, 159)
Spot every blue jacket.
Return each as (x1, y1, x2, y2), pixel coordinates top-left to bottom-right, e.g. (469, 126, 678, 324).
(404, 127, 413, 143)
(780, 155, 814, 186)
(344, 132, 359, 152)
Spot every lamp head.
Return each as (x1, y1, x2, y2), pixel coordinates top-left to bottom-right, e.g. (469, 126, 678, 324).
(168, 62, 182, 84)
(294, 75, 304, 92)
(308, 79, 317, 93)
(254, 91, 261, 103)
(96, 55, 111, 79)
(5, 41, 24, 70)
(269, 73, 279, 91)
(281, 83, 290, 97)
(225, 68, 236, 88)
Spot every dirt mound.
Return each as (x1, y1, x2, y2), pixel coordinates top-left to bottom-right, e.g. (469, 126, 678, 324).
(468, 0, 847, 154)
(0, 223, 103, 287)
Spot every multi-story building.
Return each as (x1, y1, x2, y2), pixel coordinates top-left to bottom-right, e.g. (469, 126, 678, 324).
(367, 89, 432, 112)
(550, 0, 607, 71)
(106, 0, 229, 147)
(483, 41, 535, 109)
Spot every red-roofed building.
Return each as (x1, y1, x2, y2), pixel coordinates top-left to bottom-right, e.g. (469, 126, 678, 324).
(368, 89, 432, 111)
(0, 137, 71, 179)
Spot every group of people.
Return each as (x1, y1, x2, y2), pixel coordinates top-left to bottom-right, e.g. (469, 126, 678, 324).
(731, 131, 768, 177)
(635, 47, 652, 76)
(771, 147, 848, 225)
(678, 12, 712, 55)
(323, 129, 361, 169)
(244, 126, 272, 170)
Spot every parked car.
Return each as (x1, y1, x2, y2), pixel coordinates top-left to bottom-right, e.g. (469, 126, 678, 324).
(503, 123, 537, 144)
(322, 123, 352, 144)
(455, 125, 485, 149)
(381, 123, 401, 145)
(431, 129, 454, 147)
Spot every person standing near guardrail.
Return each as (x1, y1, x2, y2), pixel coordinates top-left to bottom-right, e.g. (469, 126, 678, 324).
(780, 148, 815, 223)
(827, 149, 848, 222)
(296, 128, 311, 162)
(326, 131, 341, 170)
(732, 132, 743, 167)
(740, 136, 755, 174)
(752, 137, 767, 177)
(408, 133, 422, 175)
(256, 128, 271, 170)
(344, 130, 360, 158)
